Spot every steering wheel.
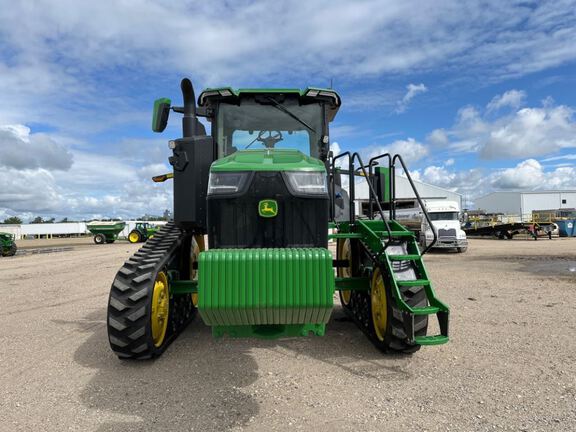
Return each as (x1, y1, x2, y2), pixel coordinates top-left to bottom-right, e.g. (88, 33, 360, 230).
(256, 130, 283, 148)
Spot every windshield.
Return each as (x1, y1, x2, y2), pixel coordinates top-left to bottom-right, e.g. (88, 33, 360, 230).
(215, 99, 324, 158)
(429, 212, 459, 221)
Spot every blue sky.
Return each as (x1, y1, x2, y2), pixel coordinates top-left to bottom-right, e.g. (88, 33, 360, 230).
(0, 0, 575, 220)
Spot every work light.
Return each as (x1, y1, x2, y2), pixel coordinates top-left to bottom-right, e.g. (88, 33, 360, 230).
(283, 171, 327, 196)
(207, 172, 251, 195)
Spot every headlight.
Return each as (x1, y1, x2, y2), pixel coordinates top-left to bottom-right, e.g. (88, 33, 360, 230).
(283, 171, 327, 196)
(207, 171, 251, 195)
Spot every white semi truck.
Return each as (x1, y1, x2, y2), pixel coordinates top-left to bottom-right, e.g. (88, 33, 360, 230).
(395, 200, 468, 253)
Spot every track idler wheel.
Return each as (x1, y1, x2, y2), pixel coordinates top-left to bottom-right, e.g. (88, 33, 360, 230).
(365, 264, 427, 354)
(336, 238, 354, 309)
(189, 235, 204, 307)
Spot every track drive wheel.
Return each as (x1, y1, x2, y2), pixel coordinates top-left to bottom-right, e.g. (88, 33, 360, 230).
(94, 234, 105, 244)
(367, 264, 427, 354)
(190, 235, 205, 307)
(128, 230, 141, 243)
(108, 267, 173, 358)
(336, 238, 353, 309)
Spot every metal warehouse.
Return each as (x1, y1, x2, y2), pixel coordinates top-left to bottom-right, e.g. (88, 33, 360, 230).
(353, 175, 463, 215)
(475, 190, 576, 217)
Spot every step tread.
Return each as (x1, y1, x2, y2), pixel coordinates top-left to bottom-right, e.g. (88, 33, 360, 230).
(374, 230, 415, 237)
(388, 254, 421, 261)
(414, 335, 449, 345)
(395, 279, 430, 286)
(411, 305, 440, 315)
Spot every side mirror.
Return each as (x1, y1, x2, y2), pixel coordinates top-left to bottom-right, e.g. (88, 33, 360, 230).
(152, 98, 172, 132)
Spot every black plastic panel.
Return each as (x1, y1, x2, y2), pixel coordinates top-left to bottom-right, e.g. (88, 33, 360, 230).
(207, 171, 328, 248)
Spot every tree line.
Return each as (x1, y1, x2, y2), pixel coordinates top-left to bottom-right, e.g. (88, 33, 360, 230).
(1, 212, 172, 225)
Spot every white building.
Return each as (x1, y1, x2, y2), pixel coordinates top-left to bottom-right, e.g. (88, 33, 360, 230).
(475, 190, 576, 217)
(0, 221, 167, 240)
(353, 175, 463, 216)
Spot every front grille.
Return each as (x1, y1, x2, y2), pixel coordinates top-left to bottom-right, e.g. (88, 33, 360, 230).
(207, 171, 328, 249)
(438, 228, 457, 238)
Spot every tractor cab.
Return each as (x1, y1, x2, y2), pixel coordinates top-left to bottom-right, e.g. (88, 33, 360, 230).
(128, 222, 158, 243)
(198, 88, 340, 161)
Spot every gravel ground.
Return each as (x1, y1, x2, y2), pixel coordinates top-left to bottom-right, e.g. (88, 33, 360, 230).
(0, 238, 575, 431)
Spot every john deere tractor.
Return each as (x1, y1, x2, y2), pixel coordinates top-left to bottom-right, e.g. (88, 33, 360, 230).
(0, 232, 17, 257)
(128, 222, 159, 243)
(106, 79, 449, 359)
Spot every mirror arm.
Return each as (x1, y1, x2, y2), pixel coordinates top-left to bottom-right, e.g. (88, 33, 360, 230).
(173, 106, 212, 117)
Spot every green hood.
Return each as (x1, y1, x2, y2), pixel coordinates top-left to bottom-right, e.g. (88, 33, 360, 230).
(210, 149, 325, 172)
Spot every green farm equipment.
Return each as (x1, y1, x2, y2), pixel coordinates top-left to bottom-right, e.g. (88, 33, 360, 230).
(87, 221, 126, 244)
(106, 79, 449, 359)
(0, 232, 17, 257)
(128, 222, 159, 243)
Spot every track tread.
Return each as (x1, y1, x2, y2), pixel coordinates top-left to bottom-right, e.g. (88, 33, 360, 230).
(107, 222, 195, 360)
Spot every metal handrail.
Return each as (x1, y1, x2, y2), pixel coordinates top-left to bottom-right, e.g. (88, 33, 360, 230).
(368, 153, 392, 220)
(351, 152, 394, 246)
(330, 151, 352, 223)
(330, 151, 393, 249)
(392, 154, 437, 254)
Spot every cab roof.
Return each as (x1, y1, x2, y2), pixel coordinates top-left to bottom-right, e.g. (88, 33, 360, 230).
(198, 87, 341, 122)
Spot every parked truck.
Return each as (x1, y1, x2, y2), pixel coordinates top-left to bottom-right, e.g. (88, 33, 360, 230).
(395, 200, 468, 252)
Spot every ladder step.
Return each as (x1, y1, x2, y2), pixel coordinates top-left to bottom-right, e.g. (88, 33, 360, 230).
(396, 279, 430, 287)
(411, 306, 440, 315)
(388, 254, 421, 261)
(374, 230, 415, 237)
(414, 335, 449, 346)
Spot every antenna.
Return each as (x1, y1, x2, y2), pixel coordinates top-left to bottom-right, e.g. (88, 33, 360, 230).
(329, 77, 334, 89)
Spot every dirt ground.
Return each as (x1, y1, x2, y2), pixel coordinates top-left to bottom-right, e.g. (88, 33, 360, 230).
(0, 237, 575, 431)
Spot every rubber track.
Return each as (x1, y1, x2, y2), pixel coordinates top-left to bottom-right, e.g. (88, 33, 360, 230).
(347, 240, 427, 354)
(107, 222, 191, 359)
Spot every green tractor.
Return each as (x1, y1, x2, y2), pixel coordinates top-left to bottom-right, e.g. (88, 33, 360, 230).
(0, 232, 17, 257)
(106, 79, 449, 359)
(128, 222, 159, 244)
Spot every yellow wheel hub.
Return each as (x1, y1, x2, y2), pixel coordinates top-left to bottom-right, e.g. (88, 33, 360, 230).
(190, 235, 205, 307)
(151, 271, 169, 347)
(337, 239, 352, 305)
(371, 267, 388, 341)
(129, 232, 139, 243)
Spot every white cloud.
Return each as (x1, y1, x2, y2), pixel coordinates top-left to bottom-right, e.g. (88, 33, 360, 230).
(491, 159, 576, 190)
(410, 159, 576, 204)
(438, 94, 576, 159)
(541, 153, 576, 162)
(427, 128, 449, 146)
(491, 159, 545, 189)
(486, 90, 526, 112)
(480, 105, 576, 158)
(330, 141, 341, 157)
(366, 138, 428, 164)
(395, 83, 428, 113)
(411, 163, 485, 195)
(0, 1, 574, 130)
(0, 145, 172, 219)
(0, 125, 73, 170)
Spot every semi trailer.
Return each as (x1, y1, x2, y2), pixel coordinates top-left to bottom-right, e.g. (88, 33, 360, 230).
(395, 200, 468, 252)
